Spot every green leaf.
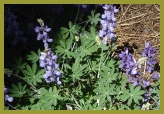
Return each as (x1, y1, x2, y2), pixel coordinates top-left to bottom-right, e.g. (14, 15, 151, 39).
(88, 10, 101, 25)
(36, 69, 45, 75)
(59, 39, 66, 48)
(32, 63, 37, 74)
(60, 27, 69, 33)
(26, 65, 33, 74)
(23, 63, 44, 85)
(118, 84, 145, 105)
(9, 83, 26, 98)
(39, 86, 62, 109)
(27, 49, 40, 63)
(9, 57, 27, 74)
(11, 84, 19, 91)
(64, 64, 72, 69)
(72, 58, 80, 72)
(127, 97, 132, 106)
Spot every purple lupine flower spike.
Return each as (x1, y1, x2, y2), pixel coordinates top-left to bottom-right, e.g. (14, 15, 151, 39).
(99, 4, 119, 44)
(142, 42, 156, 73)
(34, 19, 62, 85)
(4, 86, 14, 103)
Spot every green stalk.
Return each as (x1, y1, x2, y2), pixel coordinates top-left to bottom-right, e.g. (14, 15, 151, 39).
(97, 44, 104, 78)
(11, 74, 37, 92)
(74, 6, 80, 24)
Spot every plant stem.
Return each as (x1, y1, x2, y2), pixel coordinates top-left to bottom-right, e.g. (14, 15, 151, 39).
(74, 7, 80, 24)
(71, 42, 76, 52)
(103, 47, 111, 65)
(77, 20, 89, 25)
(11, 74, 37, 92)
(144, 61, 146, 75)
(7, 103, 19, 110)
(97, 44, 104, 78)
(71, 94, 81, 109)
(145, 89, 160, 105)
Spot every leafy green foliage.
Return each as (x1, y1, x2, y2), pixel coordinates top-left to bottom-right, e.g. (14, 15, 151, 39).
(4, 5, 160, 110)
(23, 63, 44, 85)
(94, 82, 117, 104)
(55, 36, 74, 58)
(9, 82, 26, 97)
(60, 21, 79, 39)
(88, 10, 101, 25)
(70, 58, 87, 82)
(9, 57, 27, 74)
(27, 49, 40, 63)
(36, 86, 63, 109)
(76, 32, 98, 58)
(117, 84, 145, 106)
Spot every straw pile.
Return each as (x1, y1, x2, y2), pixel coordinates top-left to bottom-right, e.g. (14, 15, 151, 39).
(114, 4, 160, 67)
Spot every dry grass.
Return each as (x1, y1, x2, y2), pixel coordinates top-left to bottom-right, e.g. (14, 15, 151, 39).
(111, 4, 160, 84)
(114, 4, 160, 65)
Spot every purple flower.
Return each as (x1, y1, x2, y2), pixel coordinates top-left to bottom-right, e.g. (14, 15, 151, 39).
(34, 20, 53, 48)
(50, 5, 64, 15)
(141, 78, 150, 88)
(7, 97, 14, 102)
(74, 4, 90, 13)
(5, 8, 26, 45)
(39, 48, 62, 84)
(119, 48, 138, 76)
(99, 4, 119, 44)
(152, 71, 160, 80)
(142, 42, 156, 73)
(4, 86, 8, 93)
(35, 19, 62, 85)
(4, 86, 13, 103)
(128, 77, 139, 86)
(143, 87, 153, 102)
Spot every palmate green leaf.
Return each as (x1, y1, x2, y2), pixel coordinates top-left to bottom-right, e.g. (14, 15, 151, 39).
(27, 49, 40, 63)
(68, 21, 73, 29)
(59, 38, 66, 49)
(64, 32, 69, 38)
(119, 84, 145, 106)
(88, 10, 101, 25)
(26, 64, 33, 74)
(119, 94, 129, 101)
(40, 86, 63, 109)
(55, 44, 74, 58)
(90, 26, 96, 36)
(56, 45, 65, 54)
(78, 32, 98, 57)
(23, 63, 44, 86)
(66, 37, 73, 50)
(88, 102, 102, 110)
(9, 57, 27, 75)
(21, 106, 29, 110)
(72, 58, 80, 72)
(127, 97, 133, 106)
(71, 59, 87, 82)
(107, 59, 116, 67)
(94, 82, 116, 102)
(9, 82, 26, 98)
(60, 27, 69, 34)
(64, 64, 72, 69)
(99, 66, 118, 84)
(60, 21, 79, 39)
(32, 63, 37, 74)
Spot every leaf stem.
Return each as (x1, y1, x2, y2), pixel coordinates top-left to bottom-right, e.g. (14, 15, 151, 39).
(145, 89, 160, 105)
(74, 7, 80, 24)
(11, 74, 37, 92)
(97, 44, 104, 78)
(71, 94, 81, 108)
(7, 102, 19, 110)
